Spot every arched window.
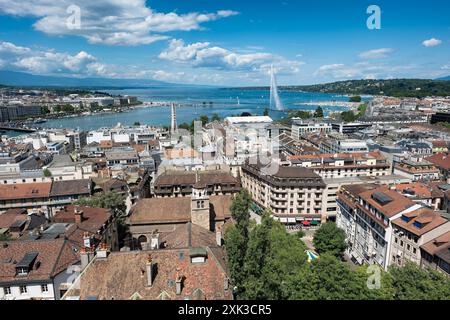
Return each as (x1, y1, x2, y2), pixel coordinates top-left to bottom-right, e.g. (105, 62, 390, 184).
(138, 235, 148, 244)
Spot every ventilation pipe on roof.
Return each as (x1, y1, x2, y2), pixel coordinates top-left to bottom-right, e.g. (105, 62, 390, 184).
(175, 272, 183, 295)
(146, 254, 155, 287)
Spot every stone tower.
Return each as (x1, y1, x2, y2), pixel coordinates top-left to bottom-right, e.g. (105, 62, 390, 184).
(190, 173, 211, 231)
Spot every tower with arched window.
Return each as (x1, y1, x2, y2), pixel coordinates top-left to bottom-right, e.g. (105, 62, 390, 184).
(190, 180, 211, 230)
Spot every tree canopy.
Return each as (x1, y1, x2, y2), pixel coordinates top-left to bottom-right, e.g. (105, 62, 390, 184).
(312, 222, 347, 258)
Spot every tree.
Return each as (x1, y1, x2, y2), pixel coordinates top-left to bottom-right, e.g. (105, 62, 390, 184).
(61, 104, 75, 113)
(388, 262, 450, 300)
(225, 189, 252, 290)
(288, 253, 369, 300)
(241, 211, 307, 299)
(41, 106, 50, 114)
(349, 95, 362, 102)
(230, 189, 252, 233)
(224, 224, 247, 289)
(43, 168, 52, 177)
(288, 110, 312, 119)
(199, 115, 209, 126)
(340, 110, 358, 122)
(314, 106, 324, 118)
(313, 222, 347, 258)
(133, 122, 141, 126)
(211, 113, 221, 122)
(75, 191, 126, 214)
(263, 108, 269, 116)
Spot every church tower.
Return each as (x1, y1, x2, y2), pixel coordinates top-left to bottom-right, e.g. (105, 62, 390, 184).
(190, 173, 211, 231)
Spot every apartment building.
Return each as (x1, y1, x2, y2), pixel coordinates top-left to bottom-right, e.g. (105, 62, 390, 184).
(337, 185, 422, 270)
(291, 119, 332, 139)
(393, 158, 440, 181)
(389, 208, 450, 267)
(241, 161, 326, 224)
(420, 231, 450, 277)
(0, 239, 79, 300)
(288, 151, 391, 179)
(152, 170, 240, 198)
(320, 138, 369, 154)
(394, 182, 444, 210)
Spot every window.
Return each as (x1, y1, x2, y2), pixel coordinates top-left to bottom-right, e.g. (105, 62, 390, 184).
(19, 285, 27, 294)
(41, 284, 48, 293)
(17, 267, 28, 276)
(3, 287, 11, 295)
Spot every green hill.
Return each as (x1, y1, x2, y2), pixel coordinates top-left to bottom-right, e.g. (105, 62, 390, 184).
(238, 79, 450, 98)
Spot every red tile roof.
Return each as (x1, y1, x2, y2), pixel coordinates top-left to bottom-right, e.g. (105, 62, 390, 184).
(72, 248, 231, 300)
(0, 183, 52, 201)
(0, 239, 79, 285)
(129, 195, 232, 224)
(421, 231, 450, 255)
(392, 208, 449, 236)
(425, 152, 450, 170)
(359, 186, 416, 218)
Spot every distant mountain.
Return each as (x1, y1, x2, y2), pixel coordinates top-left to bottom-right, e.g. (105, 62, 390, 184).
(437, 75, 450, 80)
(0, 70, 173, 88)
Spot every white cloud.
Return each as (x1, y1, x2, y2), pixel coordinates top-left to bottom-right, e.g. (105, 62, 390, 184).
(0, 40, 111, 76)
(358, 48, 393, 59)
(314, 64, 360, 78)
(159, 39, 303, 75)
(0, 41, 30, 54)
(441, 64, 450, 70)
(0, 1, 239, 46)
(422, 38, 442, 47)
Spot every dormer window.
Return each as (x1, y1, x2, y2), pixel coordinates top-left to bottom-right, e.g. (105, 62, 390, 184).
(17, 267, 28, 276)
(16, 252, 38, 276)
(190, 248, 208, 264)
(401, 215, 412, 223)
(413, 221, 423, 229)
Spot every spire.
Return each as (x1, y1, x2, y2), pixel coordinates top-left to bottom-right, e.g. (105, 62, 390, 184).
(170, 103, 177, 135)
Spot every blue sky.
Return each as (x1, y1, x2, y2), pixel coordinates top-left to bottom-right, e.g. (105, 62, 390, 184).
(0, 0, 449, 86)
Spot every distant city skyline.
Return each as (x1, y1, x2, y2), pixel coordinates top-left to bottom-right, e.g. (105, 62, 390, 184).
(0, 0, 449, 86)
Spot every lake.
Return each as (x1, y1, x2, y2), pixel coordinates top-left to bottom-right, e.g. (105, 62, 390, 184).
(38, 86, 359, 131)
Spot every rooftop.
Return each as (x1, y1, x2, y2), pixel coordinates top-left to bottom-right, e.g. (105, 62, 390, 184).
(0, 182, 52, 201)
(50, 179, 91, 197)
(129, 195, 232, 225)
(0, 239, 79, 285)
(67, 248, 231, 300)
(359, 186, 416, 218)
(392, 207, 449, 237)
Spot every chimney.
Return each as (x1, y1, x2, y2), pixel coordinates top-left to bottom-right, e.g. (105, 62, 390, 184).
(224, 275, 229, 291)
(96, 243, 109, 259)
(150, 233, 160, 250)
(74, 207, 84, 224)
(80, 247, 94, 270)
(216, 225, 222, 246)
(175, 272, 183, 295)
(83, 232, 91, 248)
(146, 254, 154, 287)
